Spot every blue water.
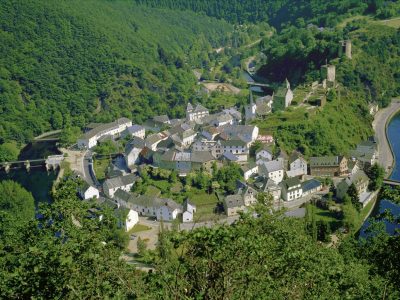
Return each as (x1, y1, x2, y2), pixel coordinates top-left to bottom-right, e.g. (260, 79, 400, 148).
(0, 141, 59, 204)
(360, 113, 400, 237)
(387, 113, 400, 180)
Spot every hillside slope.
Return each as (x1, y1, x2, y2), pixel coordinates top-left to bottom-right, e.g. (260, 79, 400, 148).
(0, 0, 231, 145)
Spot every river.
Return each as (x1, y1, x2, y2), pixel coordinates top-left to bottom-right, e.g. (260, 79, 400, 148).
(0, 141, 60, 204)
(360, 112, 400, 237)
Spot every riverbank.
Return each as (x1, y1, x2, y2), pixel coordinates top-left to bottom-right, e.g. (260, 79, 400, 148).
(372, 98, 400, 177)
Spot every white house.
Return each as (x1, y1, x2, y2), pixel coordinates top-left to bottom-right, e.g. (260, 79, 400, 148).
(103, 174, 137, 198)
(280, 178, 303, 201)
(124, 124, 145, 139)
(210, 113, 234, 127)
(287, 151, 308, 178)
(77, 118, 132, 149)
(256, 145, 273, 162)
(79, 184, 99, 200)
(113, 190, 182, 221)
(259, 160, 284, 184)
(220, 125, 259, 145)
(182, 199, 197, 223)
(215, 140, 249, 162)
(124, 209, 139, 232)
(241, 163, 259, 180)
(186, 103, 209, 121)
(125, 138, 145, 169)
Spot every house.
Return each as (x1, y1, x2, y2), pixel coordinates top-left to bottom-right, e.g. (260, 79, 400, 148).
(301, 179, 323, 197)
(145, 132, 169, 151)
(201, 126, 221, 141)
(259, 160, 284, 184)
(103, 174, 137, 198)
(77, 117, 132, 149)
(210, 113, 234, 127)
(350, 141, 379, 169)
(125, 137, 145, 169)
(277, 150, 289, 171)
(336, 170, 369, 201)
(347, 159, 360, 175)
(224, 194, 246, 216)
(215, 140, 249, 162)
(223, 184, 258, 216)
(114, 190, 182, 221)
(154, 150, 215, 175)
(186, 103, 209, 121)
(222, 107, 242, 124)
(245, 91, 273, 122)
(153, 115, 170, 127)
(310, 156, 348, 177)
(256, 145, 273, 162)
(254, 178, 282, 201)
(272, 79, 293, 112)
(115, 208, 139, 232)
(241, 163, 258, 180)
(220, 125, 259, 145)
(192, 140, 217, 152)
(280, 178, 303, 201)
(182, 199, 196, 223)
(78, 183, 100, 200)
(286, 151, 308, 178)
(123, 124, 145, 139)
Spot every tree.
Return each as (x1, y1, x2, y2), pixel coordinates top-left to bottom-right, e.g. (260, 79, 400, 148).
(0, 180, 35, 223)
(59, 127, 81, 146)
(347, 183, 361, 211)
(366, 163, 385, 190)
(0, 142, 20, 162)
(137, 237, 147, 256)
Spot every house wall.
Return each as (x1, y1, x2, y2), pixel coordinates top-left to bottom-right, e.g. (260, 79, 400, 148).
(290, 158, 307, 176)
(256, 150, 273, 161)
(268, 170, 284, 184)
(84, 186, 99, 199)
(125, 210, 139, 232)
(310, 166, 339, 177)
(126, 148, 142, 167)
(182, 211, 193, 223)
(282, 187, 302, 201)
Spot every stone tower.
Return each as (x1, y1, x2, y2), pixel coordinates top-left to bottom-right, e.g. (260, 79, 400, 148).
(345, 40, 352, 59)
(321, 64, 336, 83)
(245, 91, 256, 121)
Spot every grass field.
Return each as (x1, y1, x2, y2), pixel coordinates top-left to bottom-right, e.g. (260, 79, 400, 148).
(129, 224, 151, 233)
(93, 158, 110, 181)
(378, 17, 400, 28)
(144, 185, 161, 197)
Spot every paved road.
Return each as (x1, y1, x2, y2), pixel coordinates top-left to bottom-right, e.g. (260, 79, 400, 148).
(373, 99, 400, 176)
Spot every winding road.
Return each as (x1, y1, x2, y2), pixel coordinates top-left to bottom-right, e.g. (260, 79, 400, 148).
(372, 99, 400, 176)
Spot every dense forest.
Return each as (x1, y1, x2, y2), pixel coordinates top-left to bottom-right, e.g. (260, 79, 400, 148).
(0, 0, 231, 148)
(135, 0, 400, 27)
(1, 178, 400, 298)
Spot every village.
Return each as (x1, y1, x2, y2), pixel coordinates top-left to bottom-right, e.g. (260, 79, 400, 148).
(71, 52, 381, 248)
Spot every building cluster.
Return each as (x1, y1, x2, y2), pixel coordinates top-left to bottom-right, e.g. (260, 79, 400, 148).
(77, 98, 379, 221)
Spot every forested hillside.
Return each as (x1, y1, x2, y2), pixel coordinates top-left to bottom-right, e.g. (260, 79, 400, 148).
(0, 0, 231, 147)
(135, 0, 400, 27)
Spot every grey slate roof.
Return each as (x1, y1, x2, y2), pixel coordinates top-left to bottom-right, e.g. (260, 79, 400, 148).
(80, 117, 131, 140)
(103, 174, 137, 190)
(310, 156, 343, 167)
(261, 160, 283, 173)
(190, 151, 215, 163)
(280, 177, 302, 189)
(224, 194, 244, 208)
(125, 137, 145, 155)
(302, 179, 322, 193)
